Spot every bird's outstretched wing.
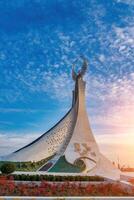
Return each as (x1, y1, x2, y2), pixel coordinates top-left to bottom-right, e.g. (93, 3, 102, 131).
(72, 56, 88, 81)
(72, 64, 77, 81)
(80, 57, 88, 77)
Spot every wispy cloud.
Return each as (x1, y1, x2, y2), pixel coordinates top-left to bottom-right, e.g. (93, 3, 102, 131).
(116, 0, 134, 5)
(0, 121, 13, 125)
(0, 132, 40, 156)
(87, 72, 134, 134)
(0, 108, 43, 113)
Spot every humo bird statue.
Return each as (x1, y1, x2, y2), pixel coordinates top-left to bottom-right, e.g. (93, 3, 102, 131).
(72, 57, 88, 81)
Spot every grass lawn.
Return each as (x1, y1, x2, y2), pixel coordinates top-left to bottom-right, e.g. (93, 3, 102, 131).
(49, 156, 85, 173)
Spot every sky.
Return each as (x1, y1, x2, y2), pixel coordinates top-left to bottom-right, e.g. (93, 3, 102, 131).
(0, 0, 134, 167)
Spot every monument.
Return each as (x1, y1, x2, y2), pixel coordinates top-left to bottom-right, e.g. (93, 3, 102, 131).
(2, 58, 120, 180)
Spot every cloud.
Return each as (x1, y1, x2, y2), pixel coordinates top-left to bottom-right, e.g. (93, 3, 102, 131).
(0, 121, 13, 125)
(86, 72, 134, 135)
(0, 108, 43, 113)
(116, 0, 134, 5)
(0, 0, 134, 104)
(0, 132, 40, 156)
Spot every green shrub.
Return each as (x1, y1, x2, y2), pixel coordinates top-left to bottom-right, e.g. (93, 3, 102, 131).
(0, 163, 16, 174)
(74, 159, 86, 171)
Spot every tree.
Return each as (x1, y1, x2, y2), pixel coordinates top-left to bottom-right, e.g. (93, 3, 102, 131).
(0, 163, 16, 174)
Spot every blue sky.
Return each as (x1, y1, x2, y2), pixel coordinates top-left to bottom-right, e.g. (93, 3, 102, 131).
(0, 0, 134, 166)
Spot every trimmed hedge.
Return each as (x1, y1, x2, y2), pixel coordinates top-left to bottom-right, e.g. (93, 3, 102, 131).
(1, 163, 16, 174)
(5, 174, 104, 182)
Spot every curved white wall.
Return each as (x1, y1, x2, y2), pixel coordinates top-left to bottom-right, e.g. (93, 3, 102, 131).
(2, 107, 76, 162)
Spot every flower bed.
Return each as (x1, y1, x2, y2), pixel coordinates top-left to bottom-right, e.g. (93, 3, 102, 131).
(129, 178, 134, 185)
(0, 176, 134, 196)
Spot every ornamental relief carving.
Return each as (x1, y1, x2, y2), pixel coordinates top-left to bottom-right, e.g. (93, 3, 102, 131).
(74, 143, 96, 157)
(47, 111, 74, 155)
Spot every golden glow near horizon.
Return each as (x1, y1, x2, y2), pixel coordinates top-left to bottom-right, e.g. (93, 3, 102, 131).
(95, 102, 134, 167)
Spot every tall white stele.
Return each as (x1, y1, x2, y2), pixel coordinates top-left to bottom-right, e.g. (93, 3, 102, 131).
(64, 58, 120, 180)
